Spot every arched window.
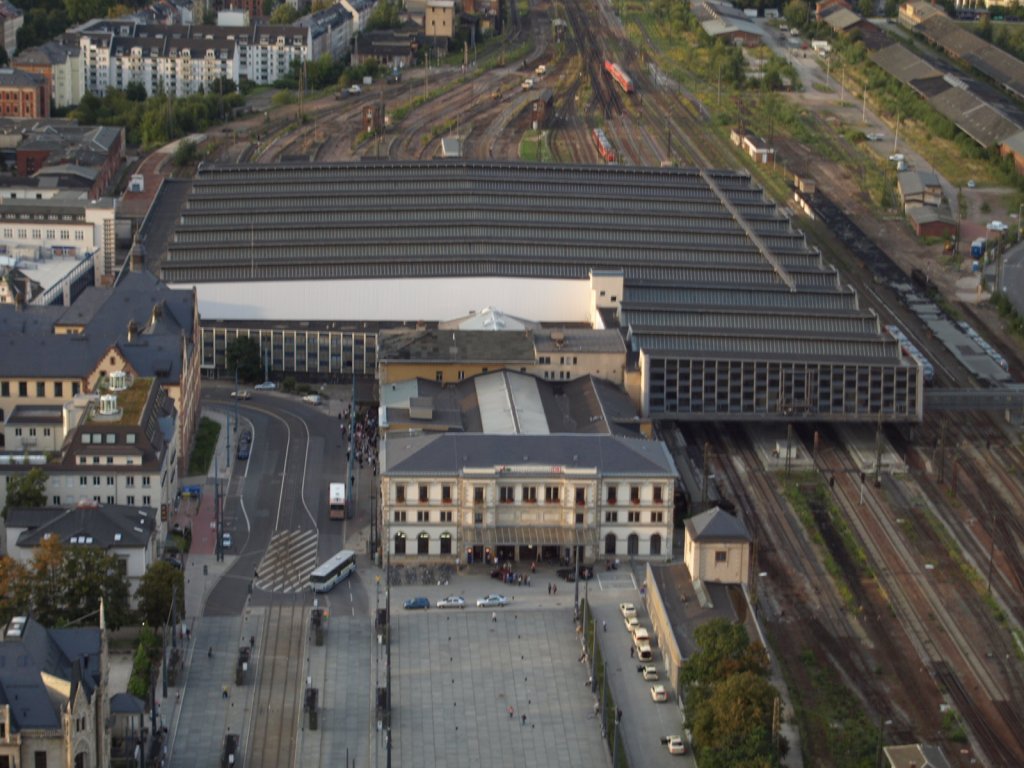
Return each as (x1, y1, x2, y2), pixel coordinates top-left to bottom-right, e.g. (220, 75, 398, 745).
(394, 531, 406, 555)
(627, 533, 639, 556)
(417, 532, 430, 555)
(650, 533, 662, 556)
(604, 532, 616, 555)
(440, 532, 452, 555)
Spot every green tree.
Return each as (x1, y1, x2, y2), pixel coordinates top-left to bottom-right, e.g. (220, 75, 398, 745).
(64, 0, 113, 24)
(172, 139, 199, 168)
(0, 557, 32, 626)
(28, 538, 131, 630)
(691, 671, 780, 768)
(270, 3, 299, 22)
(125, 81, 148, 101)
(226, 335, 263, 382)
(3, 467, 48, 519)
(782, 0, 808, 30)
(0, 47, 8, 67)
(365, 0, 401, 30)
(135, 561, 185, 629)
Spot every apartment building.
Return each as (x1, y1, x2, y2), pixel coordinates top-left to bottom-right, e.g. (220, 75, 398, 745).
(13, 40, 84, 109)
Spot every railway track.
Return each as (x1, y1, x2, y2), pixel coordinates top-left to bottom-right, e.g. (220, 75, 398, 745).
(248, 604, 308, 768)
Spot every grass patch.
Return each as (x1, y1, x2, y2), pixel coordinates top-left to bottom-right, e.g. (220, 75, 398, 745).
(519, 130, 554, 162)
(941, 708, 968, 742)
(188, 417, 221, 476)
(774, 639, 881, 767)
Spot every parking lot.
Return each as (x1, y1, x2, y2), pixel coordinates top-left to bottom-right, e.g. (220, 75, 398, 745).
(389, 576, 612, 768)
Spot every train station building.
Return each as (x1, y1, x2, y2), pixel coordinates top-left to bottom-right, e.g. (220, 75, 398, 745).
(164, 160, 924, 424)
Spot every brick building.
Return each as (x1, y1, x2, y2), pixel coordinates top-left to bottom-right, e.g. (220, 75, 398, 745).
(0, 67, 48, 117)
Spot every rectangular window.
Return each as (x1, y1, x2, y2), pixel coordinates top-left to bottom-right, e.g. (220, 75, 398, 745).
(416, 510, 429, 522)
(575, 487, 586, 506)
(522, 486, 537, 503)
(142, 495, 151, 505)
(126, 495, 135, 505)
(439, 510, 453, 522)
(544, 486, 559, 503)
(72, 382, 80, 395)
(473, 487, 484, 505)
(105, 433, 115, 444)
(653, 486, 663, 504)
(0, 382, 7, 396)
(79, 476, 88, 485)
(575, 511, 584, 524)
(35, 751, 46, 768)
(607, 486, 617, 504)
(13, 428, 20, 436)
(396, 485, 405, 503)
(604, 510, 618, 523)
(474, 511, 483, 524)
(54, 382, 63, 397)
(442, 485, 451, 503)
(106, 495, 114, 504)
(418, 484, 428, 503)
(499, 486, 514, 503)
(393, 510, 406, 522)
(43, 428, 50, 436)
(107, 477, 114, 485)
(51, 496, 60, 505)
(92, 476, 100, 485)
(628, 511, 641, 523)
(18, 381, 27, 397)
(35, 382, 45, 397)
(126, 477, 134, 487)
(651, 511, 664, 523)
(715, 551, 727, 563)
(630, 485, 640, 504)
(142, 477, 151, 487)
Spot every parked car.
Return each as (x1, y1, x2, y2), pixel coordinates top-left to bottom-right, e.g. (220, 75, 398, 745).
(624, 616, 639, 633)
(237, 443, 250, 460)
(254, 381, 276, 391)
(302, 393, 322, 405)
(663, 735, 688, 755)
(230, 390, 251, 400)
(535, 64, 546, 75)
(403, 597, 430, 610)
(521, 78, 534, 90)
(437, 595, 466, 609)
(632, 626, 650, 644)
(650, 684, 668, 702)
(640, 665, 659, 681)
(222, 532, 233, 549)
(619, 602, 637, 619)
(348, 84, 362, 95)
(476, 594, 509, 608)
(967, 179, 976, 189)
(239, 429, 252, 444)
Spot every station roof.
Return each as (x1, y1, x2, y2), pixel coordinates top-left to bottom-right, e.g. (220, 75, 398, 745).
(166, 161, 905, 369)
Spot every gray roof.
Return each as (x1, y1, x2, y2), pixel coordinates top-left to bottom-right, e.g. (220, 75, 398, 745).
(0, 270, 194, 382)
(10, 503, 156, 549)
(14, 41, 77, 67)
(533, 328, 626, 354)
(917, 11, 1024, 101)
(824, 7, 861, 30)
(110, 692, 146, 715)
(0, 69, 45, 88)
(884, 743, 952, 768)
(383, 433, 678, 477)
(0, 617, 101, 732)
(928, 87, 1019, 147)
(379, 328, 536, 364)
(906, 204, 955, 226)
(870, 44, 942, 84)
(5, 404, 63, 425)
(684, 507, 751, 542)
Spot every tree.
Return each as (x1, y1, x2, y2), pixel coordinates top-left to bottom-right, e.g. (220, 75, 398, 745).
(125, 81, 148, 101)
(28, 538, 131, 630)
(365, 0, 402, 30)
(0, 47, 8, 67)
(270, 3, 299, 22)
(681, 619, 768, 694)
(172, 139, 199, 168)
(3, 467, 48, 519)
(135, 562, 185, 629)
(226, 335, 263, 382)
(0, 557, 32, 627)
(782, 0, 808, 30)
(691, 671, 780, 768)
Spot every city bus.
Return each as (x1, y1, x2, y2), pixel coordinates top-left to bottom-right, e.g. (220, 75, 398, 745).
(309, 549, 357, 593)
(329, 482, 347, 520)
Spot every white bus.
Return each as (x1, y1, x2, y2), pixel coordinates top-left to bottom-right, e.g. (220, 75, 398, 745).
(329, 482, 347, 520)
(309, 549, 357, 593)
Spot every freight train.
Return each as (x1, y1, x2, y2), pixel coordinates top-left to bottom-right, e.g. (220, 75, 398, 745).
(603, 60, 635, 93)
(592, 128, 615, 162)
(885, 324, 935, 384)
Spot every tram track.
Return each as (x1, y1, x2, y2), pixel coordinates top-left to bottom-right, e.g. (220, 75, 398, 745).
(248, 604, 307, 768)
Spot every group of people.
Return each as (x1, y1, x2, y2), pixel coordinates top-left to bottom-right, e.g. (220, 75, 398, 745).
(342, 405, 379, 475)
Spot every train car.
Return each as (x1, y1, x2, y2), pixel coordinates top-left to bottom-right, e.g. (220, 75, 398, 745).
(592, 128, 615, 162)
(603, 60, 635, 94)
(885, 325, 935, 384)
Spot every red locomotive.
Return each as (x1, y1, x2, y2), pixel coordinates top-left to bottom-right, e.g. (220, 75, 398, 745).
(592, 128, 615, 162)
(603, 60, 635, 94)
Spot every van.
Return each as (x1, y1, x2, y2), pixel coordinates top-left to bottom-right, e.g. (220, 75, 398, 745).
(632, 627, 651, 644)
(636, 642, 653, 662)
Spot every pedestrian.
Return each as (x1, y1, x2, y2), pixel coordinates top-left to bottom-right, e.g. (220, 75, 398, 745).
(629, 645, 634, 659)
(530, 561, 536, 573)
(250, 635, 255, 650)
(617, 708, 623, 724)
(508, 705, 514, 718)
(553, 584, 557, 595)
(602, 620, 607, 633)
(521, 713, 527, 726)
(492, 611, 498, 623)
(547, 583, 552, 595)
(222, 686, 229, 700)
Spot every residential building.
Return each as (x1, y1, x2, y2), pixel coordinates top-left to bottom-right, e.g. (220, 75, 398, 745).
(6, 501, 158, 601)
(897, 170, 943, 208)
(298, 3, 353, 61)
(0, 192, 118, 282)
(0, 0, 22, 56)
(0, 265, 41, 303)
(0, 376, 179, 543)
(13, 41, 83, 109)
(340, 0, 377, 32)
(0, 269, 201, 477)
(77, 20, 313, 98)
(425, 0, 455, 43)
(683, 506, 752, 586)
(0, 68, 48, 117)
(349, 26, 420, 69)
(0, 614, 109, 768)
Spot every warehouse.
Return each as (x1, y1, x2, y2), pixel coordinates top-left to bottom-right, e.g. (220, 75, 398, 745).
(165, 160, 922, 423)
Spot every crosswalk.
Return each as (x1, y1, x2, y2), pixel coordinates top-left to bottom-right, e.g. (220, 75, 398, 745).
(253, 529, 319, 594)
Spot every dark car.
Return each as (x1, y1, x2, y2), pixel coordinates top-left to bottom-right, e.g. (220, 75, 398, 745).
(237, 443, 250, 460)
(239, 429, 252, 445)
(403, 597, 430, 610)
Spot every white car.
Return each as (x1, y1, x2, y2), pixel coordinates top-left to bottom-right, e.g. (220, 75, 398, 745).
(535, 64, 546, 75)
(521, 78, 534, 90)
(641, 665, 659, 681)
(888, 153, 904, 162)
(349, 84, 362, 95)
(665, 735, 688, 755)
(624, 616, 640, 633)
(619, 602, 637, 619)
(476, 594, 509, 608)
(967, 179, 976, 189)
(222, 532, 233, 549)
(437, 595, 466, 609)
(230, 390, 251, 400)
(632, 626, 650, 644)
(650, 684, 668, 702)
(302, 393, 322, 405)
(254, 381, 276, 390)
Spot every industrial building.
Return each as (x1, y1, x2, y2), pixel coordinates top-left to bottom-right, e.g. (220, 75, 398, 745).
(165, 160, 922, 423)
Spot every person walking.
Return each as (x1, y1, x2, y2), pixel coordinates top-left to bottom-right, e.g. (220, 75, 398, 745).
(602, 620, 607, 633)
(629, 645, 634, 659)
(521, 713, 527, 726)
(492, 611, 498, 623)
(508, 705, 514, 719)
